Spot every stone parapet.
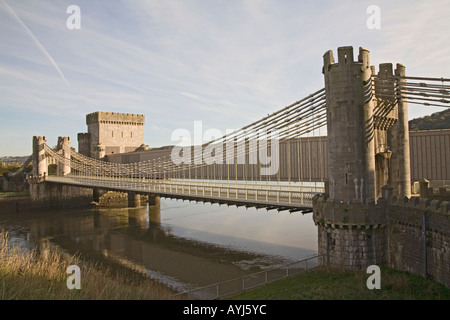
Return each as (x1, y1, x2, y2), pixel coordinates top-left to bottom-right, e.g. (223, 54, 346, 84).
(86, 111, 145, 125)
(313, 194, 386, 229)
(387, 196, 450, 215)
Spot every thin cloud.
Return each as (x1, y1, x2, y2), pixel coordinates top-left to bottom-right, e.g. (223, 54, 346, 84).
(1, 0, 70, 87)
(179, 91, 204, 101)
(1, 1, 450, 156)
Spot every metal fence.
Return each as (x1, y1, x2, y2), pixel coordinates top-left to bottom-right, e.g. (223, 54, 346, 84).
(174, 254, 323, 300)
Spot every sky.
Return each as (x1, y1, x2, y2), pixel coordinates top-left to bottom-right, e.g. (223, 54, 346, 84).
(0, 0, 449, 156)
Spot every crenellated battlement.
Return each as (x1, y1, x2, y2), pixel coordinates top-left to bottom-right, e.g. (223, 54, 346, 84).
(378, 63, 394, 79)
(388, 196, 450, 215)
(323, 46, 400, 83)
(33, 135, 46, 143)
(57, 136, 70, 145)
(322, 46, 371, 74)
(313, 194, 386, 230)
(337, 46, 354, 65)
(86, 111, 145, 125)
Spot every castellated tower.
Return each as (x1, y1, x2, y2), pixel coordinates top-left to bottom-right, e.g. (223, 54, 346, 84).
(323, 46, 376, 203)
(313, 46, 411, 269)
(77, 112, 145, 159)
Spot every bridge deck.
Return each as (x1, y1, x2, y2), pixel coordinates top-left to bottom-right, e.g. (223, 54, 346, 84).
(46, 175, 322, 211)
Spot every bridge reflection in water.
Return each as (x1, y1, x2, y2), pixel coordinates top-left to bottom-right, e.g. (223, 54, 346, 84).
(21, 198, 317, 292)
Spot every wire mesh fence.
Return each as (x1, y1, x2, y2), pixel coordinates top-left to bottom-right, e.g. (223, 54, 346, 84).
(174, 254, 323, 300)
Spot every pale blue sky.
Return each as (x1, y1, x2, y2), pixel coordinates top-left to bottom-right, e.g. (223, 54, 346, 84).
(0, 0, 449, 156)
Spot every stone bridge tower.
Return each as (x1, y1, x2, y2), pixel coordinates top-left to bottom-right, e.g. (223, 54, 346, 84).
(313, 46, 411, 269)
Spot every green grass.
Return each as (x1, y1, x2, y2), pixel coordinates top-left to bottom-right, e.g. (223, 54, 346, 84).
(228, 267, 450, 300)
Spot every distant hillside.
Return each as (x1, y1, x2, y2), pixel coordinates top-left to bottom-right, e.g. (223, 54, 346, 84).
(0, 156, 30, 163)
(409, 108, 450, 131)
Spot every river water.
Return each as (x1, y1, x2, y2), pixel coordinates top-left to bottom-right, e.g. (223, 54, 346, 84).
(0, 198, 318, 293)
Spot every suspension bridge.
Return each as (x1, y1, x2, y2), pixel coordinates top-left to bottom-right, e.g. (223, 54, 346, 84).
(25, 46, 449, 213)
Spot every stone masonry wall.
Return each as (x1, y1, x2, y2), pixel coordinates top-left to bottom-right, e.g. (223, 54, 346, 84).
(387, 197, 450, 288)
(313, 194, 450, 288)
(317, 225, 387, 270)
(28, 181, 93, 209)
(313, 195, 387, 270)
(86, 112, 145, 156)
(96, 190, 128, 207)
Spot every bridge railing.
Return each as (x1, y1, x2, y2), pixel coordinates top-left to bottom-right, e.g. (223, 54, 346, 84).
(49, 175, 324, 206)
(174, 254, 323, 300)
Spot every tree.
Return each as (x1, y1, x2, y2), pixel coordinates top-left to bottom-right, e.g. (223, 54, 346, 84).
(409, 109, 450, 131)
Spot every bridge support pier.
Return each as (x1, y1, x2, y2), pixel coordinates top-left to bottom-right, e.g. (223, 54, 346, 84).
(93, 188, 108, 203)
(128, 192, 141, 207)
(148, 195, 161, 226)
(28, 182, 94, 208)
(148, 195, 160, 206)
